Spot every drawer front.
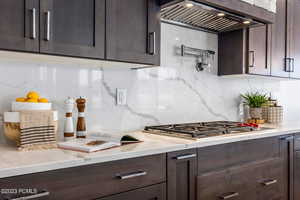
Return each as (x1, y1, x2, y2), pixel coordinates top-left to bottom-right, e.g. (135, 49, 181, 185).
(197, 158, 285, 200)
(255, 159, 286, 200)
(0, 154, 166, 200)
(198, 136, 281, 174)
(97, 183, 166, 200)
(294, 133, 300, 150)
(197, 166, 256, 200)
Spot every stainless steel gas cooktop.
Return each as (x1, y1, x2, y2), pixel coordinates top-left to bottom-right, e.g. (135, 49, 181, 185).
(144, 121, 269, 140)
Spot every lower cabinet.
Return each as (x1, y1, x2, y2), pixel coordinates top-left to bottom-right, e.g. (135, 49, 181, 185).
(97, 183, 166, 200)
(197, 158, 285, 200)
(167, 149, 197, 200)
(197, 136, 289, 200)
(294, 151, 300, 200)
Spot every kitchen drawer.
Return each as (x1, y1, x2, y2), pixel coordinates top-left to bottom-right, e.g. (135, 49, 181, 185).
(198, 136, 280, 174)
(294, 133, 300, 150)
(0, 154, 166, 200)
(255, 159, 285, 200)
(197, 158, 284, 200)
(97, 183, 166, 200)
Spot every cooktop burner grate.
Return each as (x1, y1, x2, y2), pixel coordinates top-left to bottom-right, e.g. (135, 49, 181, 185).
(144, 121, 255, 139)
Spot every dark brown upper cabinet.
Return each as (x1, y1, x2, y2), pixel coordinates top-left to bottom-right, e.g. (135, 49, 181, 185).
(39, 0, 105, 59)
(106, 0, 161, 66)
(270, 0, 289, 78)
(0, 0, 39, 52)
(286, 0, 300, 78)
(248, 25, 271, 76)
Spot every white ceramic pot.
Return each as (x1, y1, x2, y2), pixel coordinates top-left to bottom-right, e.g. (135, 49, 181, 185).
(249, 107, 263, 119)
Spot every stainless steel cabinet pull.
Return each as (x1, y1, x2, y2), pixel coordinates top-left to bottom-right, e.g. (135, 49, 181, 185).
(219, 192, 239, 199)
(12, 191, 50, 200)
(31, 8, 36, 39)
(262, 179, 278, 186)
(175, 153, 197, 160)
(249, 51, 255, 67)
(45, 11, 51, 41)
(284, 58, 295, 72)
(148, 32, 156, 55)
(117, 171, 147, 180)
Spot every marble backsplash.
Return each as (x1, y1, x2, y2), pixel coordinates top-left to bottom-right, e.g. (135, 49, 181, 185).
(0, 23, 299, 142)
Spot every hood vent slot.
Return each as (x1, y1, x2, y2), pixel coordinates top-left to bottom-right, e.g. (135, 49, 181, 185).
(161, 1, 263, 33)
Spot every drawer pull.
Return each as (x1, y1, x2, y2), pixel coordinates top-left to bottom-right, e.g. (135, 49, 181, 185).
(262, 179, 278, 186)
(117, 171, 147, 180)
(175, 154, 197, 160)
(12, 191, 50, 200)
(219, 192, 239, 199)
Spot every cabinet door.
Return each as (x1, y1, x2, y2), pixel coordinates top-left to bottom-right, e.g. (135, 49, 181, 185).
(106, 0, 161, 65)
(167, 149, 197, 200)
(270, 0, 290, 78)
(248, 25, 271, 76)
(294, 151, 300, 200)
(0, 0, 39, 52)
(40, 0, 105, 59)
(287, 0, 300, 78)
(279, 135, 294, 200)
(97, 184, 166, 200)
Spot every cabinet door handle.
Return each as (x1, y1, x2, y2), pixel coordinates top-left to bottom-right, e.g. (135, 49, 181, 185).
(219, 192, 239, 199)
(45, 11, 51, 41)
(12, 191, 50, 200)
(148, 32, 156, 55)
(31, 8, 36, 39)
(284, 58, 295, 72)
(249, 51, 255, 67)
(175, 153, 197, 160)
(262, 179, 278, 186)
(116, 171, 147, 180)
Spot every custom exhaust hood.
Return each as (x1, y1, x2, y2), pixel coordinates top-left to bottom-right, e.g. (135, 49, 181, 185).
(160, 0, 264, 33)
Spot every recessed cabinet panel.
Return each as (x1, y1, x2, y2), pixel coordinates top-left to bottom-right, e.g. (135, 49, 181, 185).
(270, 0, 289, 78)
(40, 0, 105, 59)
(97, 184, 166, 200)
(248, 25, 271, 76)
(287, 0, 300, 78)
(106, 0, 160, 65)
(0, 0, 39, 52)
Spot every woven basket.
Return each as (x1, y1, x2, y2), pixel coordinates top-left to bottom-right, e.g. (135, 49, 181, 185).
(267, 106, 283, 124)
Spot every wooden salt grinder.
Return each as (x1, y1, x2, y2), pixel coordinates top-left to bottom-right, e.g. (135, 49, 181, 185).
(76, 97, 87, 138)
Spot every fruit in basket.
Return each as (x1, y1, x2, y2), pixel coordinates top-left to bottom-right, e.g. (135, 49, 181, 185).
(26, 91, 40, 100)
(15, 91, 50, 104)
(26, 98, 39, 103)
(16, 97, 26, 102)
(38, 98, 49, 103)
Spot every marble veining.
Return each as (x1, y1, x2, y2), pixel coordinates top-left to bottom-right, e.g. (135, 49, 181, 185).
(0, 23, 299, 143)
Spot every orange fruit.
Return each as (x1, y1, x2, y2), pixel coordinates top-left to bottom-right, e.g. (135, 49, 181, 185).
(26, 98, 38, 103)
(26, 91, 40, 100)
(16, 97, 26, 102)
(38, 98, 49, 103)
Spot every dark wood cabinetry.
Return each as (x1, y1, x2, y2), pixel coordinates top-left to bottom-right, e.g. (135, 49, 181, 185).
(0, 154, 166, 200)
(0, 0, 161, 65)
(0, 0, 39, 52)
(97, 184, 166, 200)
(40, 0, 105, 59)
(197, 136, 288, 200)
(248, 25, 271, 76)
(167, 149, 197, 200)
(106, 0, 160, 65)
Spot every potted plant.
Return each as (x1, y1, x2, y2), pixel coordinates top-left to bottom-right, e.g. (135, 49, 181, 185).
(241, 92, 268, 119)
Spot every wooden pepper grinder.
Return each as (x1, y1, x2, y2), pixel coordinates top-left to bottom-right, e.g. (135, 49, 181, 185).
(64, 97, 75, 141)
(76, 97, 87, 138)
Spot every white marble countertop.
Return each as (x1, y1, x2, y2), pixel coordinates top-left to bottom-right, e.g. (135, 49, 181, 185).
(0, 122, 300, 179)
